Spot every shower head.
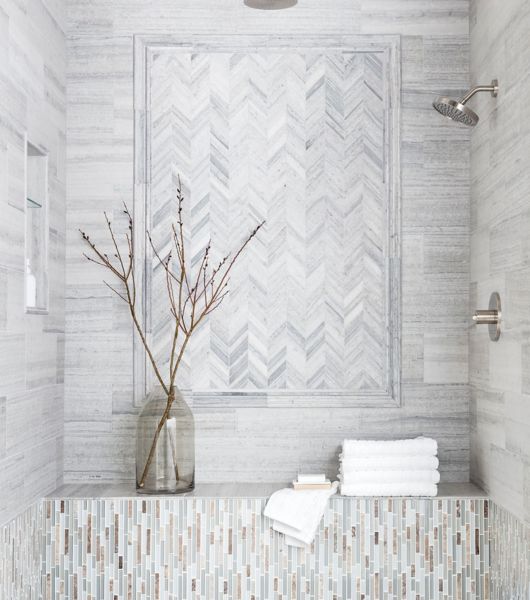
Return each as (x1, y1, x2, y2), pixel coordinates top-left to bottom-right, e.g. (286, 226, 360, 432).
(432, 79, 499, 127)
(432, 98, 479, 127)
(244, 0, 297, 8)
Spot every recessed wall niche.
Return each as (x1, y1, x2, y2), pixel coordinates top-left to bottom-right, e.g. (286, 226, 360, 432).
(25, 140, 49, 313)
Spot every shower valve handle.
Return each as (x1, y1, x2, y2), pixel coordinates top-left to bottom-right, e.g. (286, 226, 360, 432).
(472, 292, 501, 341)
(472, 309, 499, 325)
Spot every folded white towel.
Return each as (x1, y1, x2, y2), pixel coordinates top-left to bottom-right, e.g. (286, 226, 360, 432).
(342, 437, 438, 457)
(339, 469, 440, 485)
(339, 455, 439, 471)
(264, 482, 339, 547)
(340, 482, 438, 497)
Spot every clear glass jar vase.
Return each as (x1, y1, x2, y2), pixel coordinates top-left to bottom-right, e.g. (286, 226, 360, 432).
(136, 385, 195, 494)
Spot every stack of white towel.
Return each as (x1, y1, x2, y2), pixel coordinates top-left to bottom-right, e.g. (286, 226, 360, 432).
(339, 437, 440, 497)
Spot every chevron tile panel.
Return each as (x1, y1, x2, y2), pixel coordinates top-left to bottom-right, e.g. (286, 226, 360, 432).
(145, 45, 396, 404)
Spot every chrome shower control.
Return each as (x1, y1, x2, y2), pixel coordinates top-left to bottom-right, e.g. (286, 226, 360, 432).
(473, 292, 501, 341)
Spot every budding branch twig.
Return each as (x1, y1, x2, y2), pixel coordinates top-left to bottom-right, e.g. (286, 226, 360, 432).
(80, 178, 264, 488)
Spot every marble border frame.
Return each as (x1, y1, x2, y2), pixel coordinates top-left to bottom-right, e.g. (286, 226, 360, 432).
(132, 34, 402, 409)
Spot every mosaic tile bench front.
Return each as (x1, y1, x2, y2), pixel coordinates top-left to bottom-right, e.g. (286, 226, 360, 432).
(1, 495, 500, 599)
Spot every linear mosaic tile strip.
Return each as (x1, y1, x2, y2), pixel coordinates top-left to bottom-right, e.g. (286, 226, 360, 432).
(490, 502, 530, 600)
(42, 497, 489, 600)
(0, 502, 42, 600)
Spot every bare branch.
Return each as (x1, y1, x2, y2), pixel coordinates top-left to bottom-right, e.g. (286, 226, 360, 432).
(80, 230, 124, 281)
(104, 211, 126, 277)
(80, 184, 265, 489)
(103, 280, 128, 303)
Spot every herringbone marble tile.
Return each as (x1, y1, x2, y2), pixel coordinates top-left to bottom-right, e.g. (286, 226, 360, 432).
(148, 48, 390, 396)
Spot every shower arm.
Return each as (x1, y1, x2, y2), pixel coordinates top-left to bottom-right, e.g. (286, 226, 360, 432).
(459, 79, 499, 104)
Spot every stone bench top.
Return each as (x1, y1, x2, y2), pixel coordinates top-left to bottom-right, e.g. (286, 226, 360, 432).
(46, 481, 486, 500)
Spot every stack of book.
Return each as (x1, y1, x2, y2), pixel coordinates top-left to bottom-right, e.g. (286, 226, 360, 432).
(292, 474, 332, 490)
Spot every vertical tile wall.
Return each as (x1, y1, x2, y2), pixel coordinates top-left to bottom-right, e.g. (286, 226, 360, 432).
(0, 0, 66, 525)
(469, 0, 530, 527)
(469, 0, 530, 592)
(64, 0, 472, 484)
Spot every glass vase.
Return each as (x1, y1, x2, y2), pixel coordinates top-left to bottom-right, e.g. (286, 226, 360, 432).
(136, 385, 195, 494)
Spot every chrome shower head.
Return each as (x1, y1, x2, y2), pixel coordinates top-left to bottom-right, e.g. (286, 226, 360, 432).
(432, 79, 499, 127)
(432, 98, 479, 127)
(244, 0, 297, 8)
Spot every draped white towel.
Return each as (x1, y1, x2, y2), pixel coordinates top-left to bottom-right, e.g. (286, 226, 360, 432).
(339, 455, 439, 471)
(339, 470, 441, 485)
(264, 482, 339, 547)
(340, 482, 438, 497)
(342, 437, 438, 457)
